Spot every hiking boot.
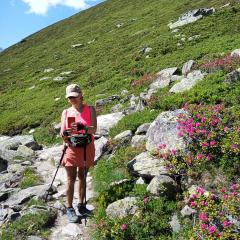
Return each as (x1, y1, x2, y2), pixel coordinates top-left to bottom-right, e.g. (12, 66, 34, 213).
(77, 203, 92, 216)
(66, 207, 78, 223)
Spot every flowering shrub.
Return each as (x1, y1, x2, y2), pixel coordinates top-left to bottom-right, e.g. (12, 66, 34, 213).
(93, 196, 176, 240)
(185, 182, 240, 239)
(131, 73, 156, 87)
(196, 54, 240, 73)
(161, 103, 240, 177)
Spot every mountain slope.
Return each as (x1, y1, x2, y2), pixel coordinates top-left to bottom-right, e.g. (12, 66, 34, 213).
(0, 0, 240, 143)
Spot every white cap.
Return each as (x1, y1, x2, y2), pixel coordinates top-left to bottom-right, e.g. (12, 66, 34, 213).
(65, 84, 81, 98)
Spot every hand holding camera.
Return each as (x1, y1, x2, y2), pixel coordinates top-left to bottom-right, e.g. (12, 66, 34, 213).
(71, 122, 86, 131)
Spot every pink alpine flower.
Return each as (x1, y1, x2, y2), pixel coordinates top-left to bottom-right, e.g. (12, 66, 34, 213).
(208, 225, 216, 234)
(210, 140, 217, 146)
(196, 187, 205, 195)
(223, 220, 231, 228)
(200, 201, 208, 206)
(121, 224, 127, 231)
(199, 212, 208, 222)
(190, 201, 197, 207)
(201, 223, 208, 230)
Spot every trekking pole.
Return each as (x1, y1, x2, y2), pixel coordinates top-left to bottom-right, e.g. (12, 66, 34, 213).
(45, 144, 68, 202)
(83, 139, 87, 226)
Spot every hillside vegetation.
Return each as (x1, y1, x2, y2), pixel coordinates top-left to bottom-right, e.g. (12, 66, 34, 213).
(0, 0, 240, 239)
(0, 0, 240, 144)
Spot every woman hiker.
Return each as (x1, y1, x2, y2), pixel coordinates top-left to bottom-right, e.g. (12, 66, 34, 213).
(60, 83, 97, 223)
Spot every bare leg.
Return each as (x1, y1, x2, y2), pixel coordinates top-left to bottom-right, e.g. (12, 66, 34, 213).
(77, 167, 88, 204)
(65, 166, 77, 208)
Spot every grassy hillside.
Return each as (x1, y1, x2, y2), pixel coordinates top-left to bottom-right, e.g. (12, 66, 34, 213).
(0, 0, 240, 144)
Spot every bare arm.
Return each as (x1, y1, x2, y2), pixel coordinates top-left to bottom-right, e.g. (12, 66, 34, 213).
(87, 106, 97, 134)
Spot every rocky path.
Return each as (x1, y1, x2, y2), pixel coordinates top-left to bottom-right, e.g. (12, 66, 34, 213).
(35, 146, 96, 240)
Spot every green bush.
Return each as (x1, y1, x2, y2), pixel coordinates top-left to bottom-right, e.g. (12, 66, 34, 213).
(0, 209, 57, 240)
(19, 167, 42, 189)
(93, 196, 177, 240)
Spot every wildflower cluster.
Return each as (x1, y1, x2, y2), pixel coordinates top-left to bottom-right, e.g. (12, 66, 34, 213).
(186, 182, 240, 239)
(177, 104, 239, 174)
(197, 54, 240, 73)
(157, 103, 240, 177)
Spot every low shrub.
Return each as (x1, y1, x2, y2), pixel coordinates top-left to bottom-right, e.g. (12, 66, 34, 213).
(184, 182, 239, 239)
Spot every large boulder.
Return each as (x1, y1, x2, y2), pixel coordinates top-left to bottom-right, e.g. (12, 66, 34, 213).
(127, 152, 168, 179)
(0, 135, 40, 163)
(169, 70, 205, 93)
(4, 184, 57, 207)
(224, 69, 240, 84)
(135, 123, 151, 135)
(96, 112, 124, 136)
(106, 197, 138, 218)
(230, 49, 240, 58)
(146, 109, 187, 153)
(168, 8, 215, 29)
(146, 67, 178, 99)
(94, 136, 109, 162)
(147, 175, 177, 198)
(182, 60, 196, 75)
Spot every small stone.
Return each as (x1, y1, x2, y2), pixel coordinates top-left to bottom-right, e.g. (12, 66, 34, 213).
(181, 205, 197, 217)
(43, 68, 54, 73)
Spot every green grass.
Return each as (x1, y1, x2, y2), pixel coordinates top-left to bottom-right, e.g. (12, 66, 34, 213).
(0, 0, 240, 144)
(0, 209, 57, 240)
(19, 167, 42, 189)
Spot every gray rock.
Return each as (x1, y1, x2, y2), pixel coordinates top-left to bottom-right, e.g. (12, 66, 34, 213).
(127, 152, 168, 179)
(121, 89, 129, 95)
(146, 109, 187, 153)
(53, 201, 66, 214)
(135, 123, 151, 135)
(43, 68, 54, 73)
(140, 47, 152, 54)
(131, 135, 147, 148)
(7, 163, 23, 173)
(0, 135, 40, 162)
(53, 122, 61, 133)
(171, 75, 183, 82)
(230, 49, 240, 58)
(94, 136, 109, 162)
(60, 71, 73, 76)
(224, 69, 240, 84)
(116, 23, 124, 28)
(111, 103, 123, 113)
(147, 67, 178, 98)
(4, 184, 56, 207)
(95, 95, 120, 108)
(169, 70, 205, 93)
(36, 145, 62, 163)
(96, 112, 124, 136)
(27, 236, 43, 240)
(182, 60, 195, 75)
(136, 177, 145, 184)
(71, 43, 83, 48)
(114, 130, 132, 142)
(168, 8, 215, 29)
(53, 76, 64, 82)
(17, 145, 34, 157)
(169, 214, 181, 232)
(61, 223, 83, 237)
(181, 205, 197, 217)
(106, 197, 138, 218)
(0, 207, 8, 221)
(40, 76, 51, 81)
(147, 175, 177, 198)
(0, 188, 19, 202)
